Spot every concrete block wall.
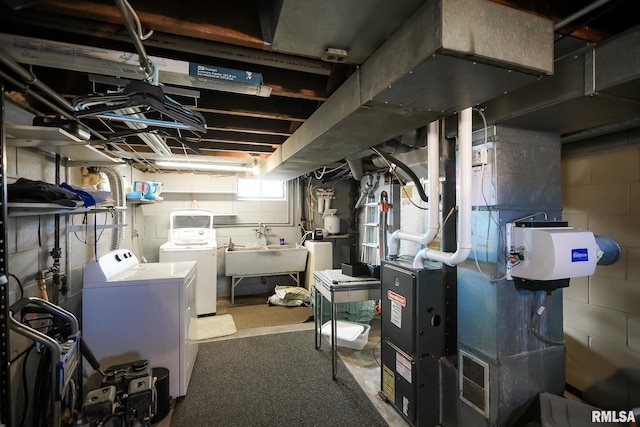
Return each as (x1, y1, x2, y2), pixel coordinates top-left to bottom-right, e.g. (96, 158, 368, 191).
(4, 150, 302, 313)
(5, 156, 303, 302)
(5, 148, 105, 318)
(561, 136, 640, 410)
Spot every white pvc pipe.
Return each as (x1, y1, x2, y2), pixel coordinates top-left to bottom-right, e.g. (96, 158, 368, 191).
(413, 107, 472, 268)
(387, 121, 440, 257)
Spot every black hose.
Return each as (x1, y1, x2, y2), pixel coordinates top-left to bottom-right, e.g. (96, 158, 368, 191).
(376, 151, 429, 202)
(33, 347, 52, 427)
(8, 273, 24, 300)
(80, 336, 104, 376)
(529, 292, 565, 346)
(19, 346, 34, 427)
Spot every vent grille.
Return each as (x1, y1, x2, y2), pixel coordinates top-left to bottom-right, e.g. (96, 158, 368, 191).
(459, 350, 489, 418)
(462, 377, 485, 410)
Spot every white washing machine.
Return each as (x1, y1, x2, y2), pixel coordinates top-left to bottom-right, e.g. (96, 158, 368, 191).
(159, 208, 217, 316)
(82, 248, 198, 398)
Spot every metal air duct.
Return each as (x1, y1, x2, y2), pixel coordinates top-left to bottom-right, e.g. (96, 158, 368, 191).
(259, 0, 553, 180)
(479, 24, 640, 144)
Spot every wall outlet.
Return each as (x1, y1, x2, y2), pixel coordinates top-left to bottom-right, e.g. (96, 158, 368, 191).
(472, 147, 488, 166)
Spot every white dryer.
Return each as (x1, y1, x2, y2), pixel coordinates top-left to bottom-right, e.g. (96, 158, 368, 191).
(159, 208, 217, 316)
(82, 248, 198, 398)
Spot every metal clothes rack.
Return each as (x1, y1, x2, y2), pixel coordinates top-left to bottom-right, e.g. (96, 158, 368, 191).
(1, 85, 12, 425)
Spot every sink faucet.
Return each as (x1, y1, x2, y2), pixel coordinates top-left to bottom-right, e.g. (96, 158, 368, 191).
(254, 222, 271, 244)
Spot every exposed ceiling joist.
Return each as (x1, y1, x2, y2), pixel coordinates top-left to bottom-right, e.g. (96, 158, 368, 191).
(36, 0, 268, 49)
(0, 0, 638, 175)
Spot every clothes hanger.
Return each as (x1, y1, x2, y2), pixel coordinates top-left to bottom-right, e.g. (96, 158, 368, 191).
(94, 126, 202, 155)
(73, 80, 207, 134)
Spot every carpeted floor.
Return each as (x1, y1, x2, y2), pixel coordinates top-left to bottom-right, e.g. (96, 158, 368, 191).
(217, 295, 313, 330)
(170, 329, 388, 427)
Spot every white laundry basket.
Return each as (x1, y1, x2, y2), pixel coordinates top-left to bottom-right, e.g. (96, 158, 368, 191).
(321, 320, 371, 350)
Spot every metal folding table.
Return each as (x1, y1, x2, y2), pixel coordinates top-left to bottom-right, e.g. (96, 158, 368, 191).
(313, 269, 381, 380)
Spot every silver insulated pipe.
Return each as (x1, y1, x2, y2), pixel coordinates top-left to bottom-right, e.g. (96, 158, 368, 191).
(102, 167, 127, 250)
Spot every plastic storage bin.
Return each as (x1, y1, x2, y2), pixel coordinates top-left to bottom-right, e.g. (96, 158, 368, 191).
(310, 286, 376, 325)
(321, 320, 371, 350)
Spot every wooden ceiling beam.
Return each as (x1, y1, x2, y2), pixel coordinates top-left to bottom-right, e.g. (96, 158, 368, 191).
(489, 0, 617, 43)
(193, 91, 315, 122)
(35, 0, 268, 49)
(195, 130, 286, 145)
(200, 113, 293, 136)
(109, 141, 275, 155)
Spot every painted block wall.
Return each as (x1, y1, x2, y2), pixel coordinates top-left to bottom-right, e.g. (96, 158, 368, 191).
(561, 135, 640, 410)
(5, 148, 308, 319)
(135, 172, 303, 298)
(5, 148, 111, 320)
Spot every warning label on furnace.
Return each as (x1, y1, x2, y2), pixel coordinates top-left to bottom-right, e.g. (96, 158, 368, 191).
(387, 290, 406, 306)
(396, 351, 412, 384)
(388, 290, 405, 329)
(390, 300, 402, 328)
(382, 365, 395, 400)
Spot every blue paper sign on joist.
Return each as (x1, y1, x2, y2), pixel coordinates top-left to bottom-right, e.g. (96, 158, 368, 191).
(188, 63, 262, 84)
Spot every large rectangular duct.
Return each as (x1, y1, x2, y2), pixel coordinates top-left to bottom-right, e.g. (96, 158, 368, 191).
(456, 125, 565, 426)
(260, 0, 553, 180)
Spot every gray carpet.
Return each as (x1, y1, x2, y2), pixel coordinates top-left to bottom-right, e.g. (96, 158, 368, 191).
(171, 330, 388, 426)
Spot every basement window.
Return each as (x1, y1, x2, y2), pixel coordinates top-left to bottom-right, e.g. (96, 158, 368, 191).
(237, 178, 286, 200)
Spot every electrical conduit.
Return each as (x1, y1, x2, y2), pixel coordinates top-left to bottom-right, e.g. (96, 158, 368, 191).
(0, 49, 107, 141)
(387, 120, 440, 258)
(413, 107, 472, 268)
